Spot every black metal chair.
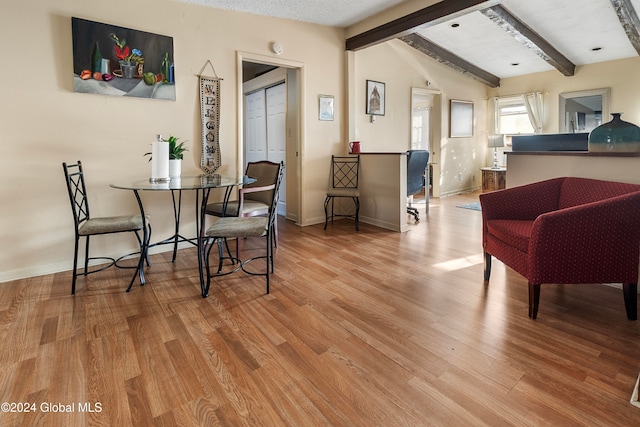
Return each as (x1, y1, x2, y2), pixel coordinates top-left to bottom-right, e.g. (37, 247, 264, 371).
(62, 161, 151, 294)
(406, 150, 429, 222)
(205, 160, 281, 247)
(203, 162, 284, 296)
(324, 155, 360, 230)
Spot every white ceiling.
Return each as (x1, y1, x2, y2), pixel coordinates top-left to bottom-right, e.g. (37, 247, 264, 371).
(177, 0, 640, 79)
(175, 0, 408, 27)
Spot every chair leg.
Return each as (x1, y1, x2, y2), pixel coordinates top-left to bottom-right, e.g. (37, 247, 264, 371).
(83, 236, 91, 277)
(484, 252, 492, 282)
(323, 196, 331, 229)
(219, 239, 227, 274)
(623, 283, 638, 320)
(266, 232, 271, 294)
(354, 197, 360, 231)
(331, 198, 335, 225)
(528, 283, 540, 319)
(273, 218, 279, 247)
(223, 238, 234, 265)
(269, 227, 276, 273)
(407, 207, 419, 222)
(71, 236, 80, 295)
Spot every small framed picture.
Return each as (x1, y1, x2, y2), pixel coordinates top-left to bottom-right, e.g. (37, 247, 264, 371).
(450, 99, 474, 137)
(319, 94, 334, 121)
(366, 80, 385, 116)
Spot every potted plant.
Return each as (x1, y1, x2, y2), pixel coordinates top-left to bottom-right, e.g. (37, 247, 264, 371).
(166, 135, 188, 177)
(144, 135, 188, 178)
(110, 33, 144, 79)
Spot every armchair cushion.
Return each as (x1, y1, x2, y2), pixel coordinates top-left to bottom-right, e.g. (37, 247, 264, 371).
(485, 219, 534, 253)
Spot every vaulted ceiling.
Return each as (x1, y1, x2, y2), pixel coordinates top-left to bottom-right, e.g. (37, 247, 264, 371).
(178, 0, 640, 87)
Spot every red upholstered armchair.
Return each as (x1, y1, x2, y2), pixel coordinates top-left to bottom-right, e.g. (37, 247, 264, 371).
(479, 177, 640, 320)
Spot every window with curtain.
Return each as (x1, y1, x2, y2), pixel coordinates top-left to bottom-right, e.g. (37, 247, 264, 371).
(493, 93, 544, 136)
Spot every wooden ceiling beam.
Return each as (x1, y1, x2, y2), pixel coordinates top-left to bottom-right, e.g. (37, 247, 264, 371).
(400, 33, 501, 88)
(609, 0, 640, 55)
(346, 0, 502, 51)
(480, 5, 575, 76)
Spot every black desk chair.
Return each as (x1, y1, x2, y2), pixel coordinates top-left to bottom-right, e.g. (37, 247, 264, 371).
(406, 150, 429, 222)
(62, 161, 151, 294)
(324, 155, 360, 231)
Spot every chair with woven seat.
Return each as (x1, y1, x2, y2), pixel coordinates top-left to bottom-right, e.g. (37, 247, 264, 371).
(62, 161, 151, 294)
(202, 162, 284, 296)
(205, 160, 281, 246)
(324, 155, 360, 230)
(406, 150, 429, 222)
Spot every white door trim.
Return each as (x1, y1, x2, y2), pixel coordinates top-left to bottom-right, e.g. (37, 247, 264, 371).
(236, 51, 305, 224)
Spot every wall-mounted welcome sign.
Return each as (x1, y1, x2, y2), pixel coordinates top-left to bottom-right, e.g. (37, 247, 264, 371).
(71, 17, 175, 101)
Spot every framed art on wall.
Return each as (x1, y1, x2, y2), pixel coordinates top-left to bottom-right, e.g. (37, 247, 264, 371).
(366, 80, 385, 116)
(450, 99, 474, 137)
(319, 94, 334, 121)
(71, 17, 176, 101)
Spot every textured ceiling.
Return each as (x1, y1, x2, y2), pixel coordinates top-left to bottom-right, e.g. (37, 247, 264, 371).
(176, 0, 640, 80)
(417, 0, 640, 78)
(175, 0, 408, 27)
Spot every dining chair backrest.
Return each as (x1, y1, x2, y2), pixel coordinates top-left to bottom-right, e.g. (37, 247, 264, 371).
(330, 155, 359, 190)
(63, 161, 91, 231)
(266, 163, 285, 230)
(244, 161, 282, 205)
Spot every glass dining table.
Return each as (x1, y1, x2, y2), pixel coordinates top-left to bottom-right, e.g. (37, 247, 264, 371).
(110, 174, 254, 297)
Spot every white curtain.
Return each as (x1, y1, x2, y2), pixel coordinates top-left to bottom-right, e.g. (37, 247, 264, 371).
(488, 97, 499, 135)
(523, 92, 544, 134)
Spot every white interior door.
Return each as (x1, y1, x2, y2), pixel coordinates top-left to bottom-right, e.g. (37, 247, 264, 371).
(266, 83, 286, 215)
(244, 90, 267, 165)
(243, 82, 287, 215)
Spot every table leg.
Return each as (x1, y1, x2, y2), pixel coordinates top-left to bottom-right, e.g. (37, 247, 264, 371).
(170, 189, 182, 262)
(197, 188, 212, 297)
(146, 189, 198, 257)
(127, 189, 147, 291)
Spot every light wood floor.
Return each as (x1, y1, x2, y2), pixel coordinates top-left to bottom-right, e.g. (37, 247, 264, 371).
(2, 192, 640, 426)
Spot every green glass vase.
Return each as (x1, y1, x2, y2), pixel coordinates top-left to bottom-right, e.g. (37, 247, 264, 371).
(588, 113, 640, 152)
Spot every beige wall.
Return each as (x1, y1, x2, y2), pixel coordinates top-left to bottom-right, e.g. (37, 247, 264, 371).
(491, 57, 640, 182)
(489, 56, 640, 133)
(0, 0, 344, 281)
(352, 39, 488, 196)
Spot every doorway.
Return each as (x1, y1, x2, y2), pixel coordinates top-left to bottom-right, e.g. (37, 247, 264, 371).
(411, 87, 441, 199)
(237, 52, 303, 223)
(244, 80, 287, 215)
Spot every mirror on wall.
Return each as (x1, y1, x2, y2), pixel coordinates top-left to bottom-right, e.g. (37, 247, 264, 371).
(559, 88, 610, 133)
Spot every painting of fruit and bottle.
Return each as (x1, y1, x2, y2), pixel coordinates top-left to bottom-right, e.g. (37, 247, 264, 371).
(71, 17, 176, 101)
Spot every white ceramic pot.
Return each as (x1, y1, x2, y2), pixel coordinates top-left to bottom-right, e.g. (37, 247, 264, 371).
(169, 159, 182, 177)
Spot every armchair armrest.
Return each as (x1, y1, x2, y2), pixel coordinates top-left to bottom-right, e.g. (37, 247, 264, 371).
(527, 191, 640, 283)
